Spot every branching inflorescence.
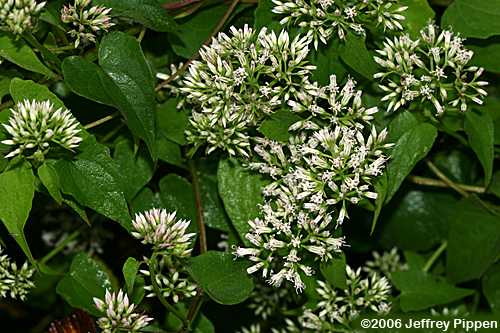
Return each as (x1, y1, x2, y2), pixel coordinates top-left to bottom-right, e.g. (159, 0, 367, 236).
(180, 25, 316, 158)
(0, 246, 35, 301)
(373, 23, 488, 115)
(0, 0, 46, 35)
(272, 0, 407, 48)
(1, 99, 82, 161)
(235, 75, 392, 292)
(61, 0, 114, 48)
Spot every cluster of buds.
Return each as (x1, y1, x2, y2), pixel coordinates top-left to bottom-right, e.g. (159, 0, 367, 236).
(0, 0, 45, 34)
(272, 0, 407, 48)
(374, 23, 488, 115)
(234, 75, 391, 292)
(132, 209, 197, 304)
(0, 246, 36, 301)
(300, 267, 392, 330)
(248, 282, 295, 320)
(180, 25, 316, 158)
(131, 209, 195, 257)
(1, 100, 82, 161)
(93, 289, 153, 333)
(61, 0, 114, 48)
(363, 247, 408, 277)
(141, 255, 197, 304)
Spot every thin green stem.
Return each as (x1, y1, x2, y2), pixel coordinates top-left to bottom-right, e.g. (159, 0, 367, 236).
(149, 253, 189, 328)
(39, 229, 82, 265)
(137, 27, 147, 42)
(23, 33, 62, 70)
(84, 112, 120, 130)
(408, 175, 485, 194)
(423, 241, 448, 273)
(426, 160, 469, 197)
(188, 160, 207, 254)
(47, 45, 76, 53)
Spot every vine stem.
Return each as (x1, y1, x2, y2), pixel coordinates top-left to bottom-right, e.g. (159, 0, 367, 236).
(423, 241, 448, 273)
(188, 160, 207, 254)
(83, 112, 120, 130)
(425, 160, 469, 197)
(408, 175, 485, 194)
(149, 253, 189, 328)
(22, 33, 62, 71)
(155, 0, 241, 91)
(39, 228, 82, 265)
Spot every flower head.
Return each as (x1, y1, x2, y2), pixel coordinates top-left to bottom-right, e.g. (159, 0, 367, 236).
(0, 246, 36, 301)
(131, 209, 196, 256)
(363, 247, 408, 277)
(1, 99, 82, 161)
(180, 25, 315, 158)
(0, 0, 46, 34)
(94, 289, 153, 333)
(374, 23, 488, 115)
(61, 0, 114, 47)
(272, 0, 407, 48)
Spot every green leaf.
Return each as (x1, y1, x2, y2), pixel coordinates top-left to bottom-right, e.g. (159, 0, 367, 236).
(320, 254, 347, 289)
(464, 109, 494, 186)
(379, 190, 457, 251)
(258, 109, 302, 142)
(169, 4, 229, 58)
(188, 251, 254, 305)
(159, 174, 196, 223)
(113, 137, 154, 201)
(0, 76, 11, 103)
(0, 33, 55, 77)
(99, 32, 157, 158)
(339, 34, 378, 79)
(38, 160, 63, 204)
(482, 263, 500, 314)
(488, 171, 500, 199)
(441, 0, 500, 39)
(433, 149, 479, 185)
(157, 99, 189, 145)
(9, 78, 65, 109)
(387, 111, 419, 142)
(156, 135, 184, 167)
(310, 40, 348, 84)
(254, 0, 281, 32)
(399, 0, 435, 38)
(218, 159, 266, 244)
(56, 252, 114, 316)
(131, 187, 163, 215)
(384, 123, 437, 203)
(123, 257, 140, 295)
(196, 160, 230, 232)
(391, 268, 474, 312)
(54, 136, 131, 230)
(94, 0, 177, 32)
(0, 165, 35, 261)
(446, 198, 500, 284)
(469, 41, 500, 74)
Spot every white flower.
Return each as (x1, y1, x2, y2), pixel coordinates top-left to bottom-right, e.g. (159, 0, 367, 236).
(272, 0, 407, 48)
(0, 0, 46, 34)
(1, 99, 82, 161)
(143, 268, 197, 303)
(180, 25, 315, 158)
(61, 0, 114, 47)
(374, 23, 488, 115)
(131, 209, 196, 257)
(363, 247, 408, 277)
(94, 289, 153, 333)
(0, 246, 35, 301)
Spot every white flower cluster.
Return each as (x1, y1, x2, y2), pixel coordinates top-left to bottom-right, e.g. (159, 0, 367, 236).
(132, 209, 195, 257)
(235, 75, 391, 293)
(0, 246, 35, 301)
(94, 289, 153, 333)
(300, 266, 391, 330)
(0, 0, 45, 34)
(272, 0, 407, 48)
(132, 208, 197, 304)
(141, 255, 197, 304)
(180, 25, 315, 157)
(61, 0, 114, 48)
(363, 247, 408, 277)
(1, 99, 82, 161)
(374, 23, 488, 115)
